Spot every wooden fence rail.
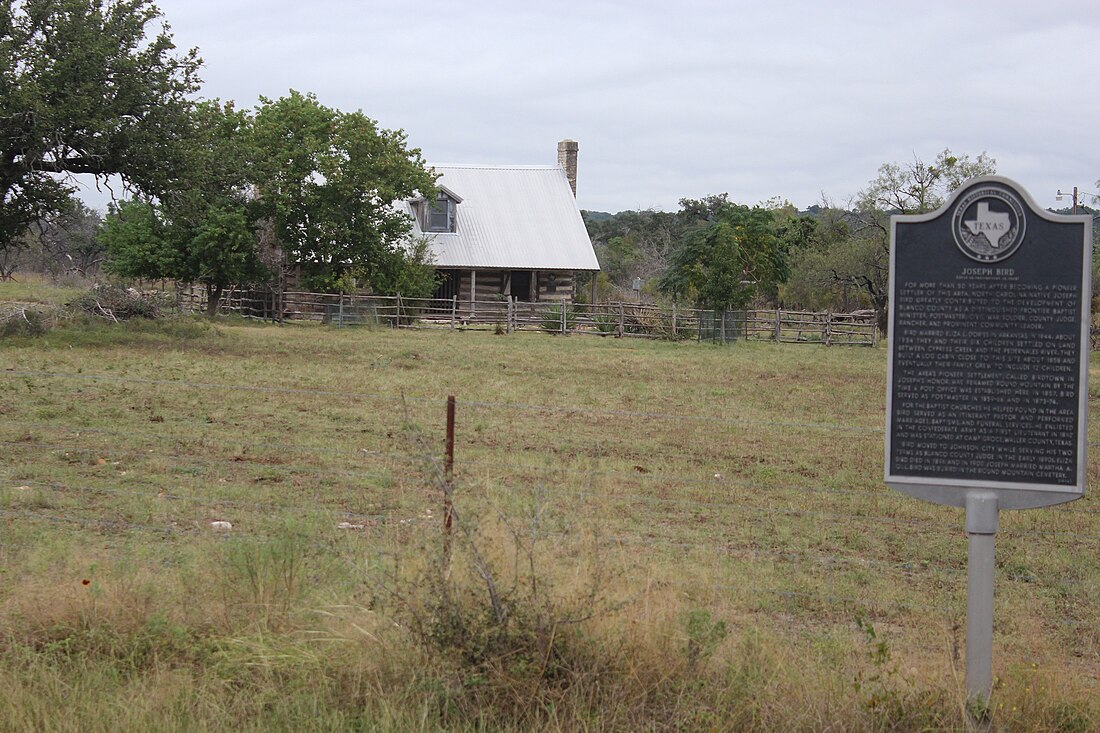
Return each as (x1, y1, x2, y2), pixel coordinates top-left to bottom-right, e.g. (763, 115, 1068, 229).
(180, 287, 878, 347)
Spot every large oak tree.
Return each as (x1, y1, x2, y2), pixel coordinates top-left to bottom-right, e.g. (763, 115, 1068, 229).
(0, 0, 201, 276)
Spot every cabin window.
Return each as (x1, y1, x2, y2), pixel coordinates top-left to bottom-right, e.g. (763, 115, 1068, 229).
(424, 192, 455, 233)
(545, 273, 558, 294)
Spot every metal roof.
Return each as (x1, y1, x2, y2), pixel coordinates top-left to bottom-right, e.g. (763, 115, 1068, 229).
(398, 165, 600, 271)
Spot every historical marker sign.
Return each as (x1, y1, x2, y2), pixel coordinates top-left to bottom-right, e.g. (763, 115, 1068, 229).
(886, 176, 1092, 509)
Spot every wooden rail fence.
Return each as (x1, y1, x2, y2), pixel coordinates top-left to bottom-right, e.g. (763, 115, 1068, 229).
(179, 287, 878, 347)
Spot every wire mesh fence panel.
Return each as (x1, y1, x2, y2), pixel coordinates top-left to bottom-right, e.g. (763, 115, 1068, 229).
(177, 284, 879, 346)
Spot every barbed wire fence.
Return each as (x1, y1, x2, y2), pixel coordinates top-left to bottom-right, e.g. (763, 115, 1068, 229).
(2, 369, 1097, 673)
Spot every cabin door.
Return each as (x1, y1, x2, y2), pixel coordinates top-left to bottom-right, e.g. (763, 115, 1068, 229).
(433, 270, 458, 301)
(510, 271, 531, 301)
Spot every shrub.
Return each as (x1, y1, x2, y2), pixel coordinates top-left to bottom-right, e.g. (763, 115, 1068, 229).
(592, 312, 618, 334)
(373, 424, 626, 725)
(539, 303, 574, 333)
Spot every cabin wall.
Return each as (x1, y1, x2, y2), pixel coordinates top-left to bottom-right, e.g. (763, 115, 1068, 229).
(534, 272, 573, 303)
(446, 269, 579, 303)
(456, 271, 507, 301)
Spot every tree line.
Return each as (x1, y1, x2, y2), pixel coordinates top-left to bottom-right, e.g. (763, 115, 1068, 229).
(1, 0, 438, 313)
(3, 2, 1096, 331)
(583, 150, 1010, 333)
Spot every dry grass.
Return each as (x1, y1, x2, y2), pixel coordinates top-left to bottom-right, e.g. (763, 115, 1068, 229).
(0, 297, 1098, 730)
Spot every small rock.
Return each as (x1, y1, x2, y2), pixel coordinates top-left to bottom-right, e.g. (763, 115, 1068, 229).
(337, 522, 365, 530)
(210, 521, 233, 530)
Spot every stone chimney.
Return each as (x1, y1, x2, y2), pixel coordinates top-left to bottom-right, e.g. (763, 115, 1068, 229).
(557, 139, 578, 197)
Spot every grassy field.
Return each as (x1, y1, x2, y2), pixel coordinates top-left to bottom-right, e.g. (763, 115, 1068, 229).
(1, 295, 1098, 730)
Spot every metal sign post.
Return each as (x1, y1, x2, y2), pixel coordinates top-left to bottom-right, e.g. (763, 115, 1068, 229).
(885, 176, 1092, 701)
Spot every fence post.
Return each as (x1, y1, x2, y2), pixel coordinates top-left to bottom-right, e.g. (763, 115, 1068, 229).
(338, 293, 345, 328)
(444, 395, 455, 558)
(672, 304, 677, 340)
(508, 296, 514, 334)
(824, 312, 832, 347)
(617, 302, 624, 338)
(450, 295, 457, 330)
(721, 309, 727, 345)
(277, 274, 285, 326)
(395, 292, 403, 328)
(774, 309, 782, 342)
(560, 300, 566, 334)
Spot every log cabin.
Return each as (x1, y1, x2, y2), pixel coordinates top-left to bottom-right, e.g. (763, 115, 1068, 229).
(396, 140, 601, 305)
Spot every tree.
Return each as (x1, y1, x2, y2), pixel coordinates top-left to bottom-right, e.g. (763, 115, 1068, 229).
(0, 0, 202, 277)
(658, 197, 788, 311)
(29, 197, 104, 277)
(248, 90, 437, 292)
(830, 149, 996, 332)
(776, 207, 863, 312)
(101, 197, 262, 317)
(98, 199, 174, 280)
(357, 235, 439, 299)
(100, 102, 265, 316)
(858, 149, 996, 215)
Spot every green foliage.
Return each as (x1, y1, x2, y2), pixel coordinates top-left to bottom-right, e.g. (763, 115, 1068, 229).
(582, 208, 688, 293)
(858, 149, 996, 215)
(220, 528, 312, 631)
(592, 310, 618, 334)
(349, 235, 439, 298)
(539, 303, 574, 332)
(0, 0, 201, 260)
(683, 609, 728, 671)
(780, 207, 863, 311)
(659, 197, 788, 310)
(100, 102, 266, 315)
(99, 200, 177, 281)
(794, 149, 997, 331)
(248, 90, 437, 290)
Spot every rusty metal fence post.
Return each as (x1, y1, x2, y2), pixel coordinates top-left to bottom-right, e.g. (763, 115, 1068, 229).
(444, 396, 455, 554)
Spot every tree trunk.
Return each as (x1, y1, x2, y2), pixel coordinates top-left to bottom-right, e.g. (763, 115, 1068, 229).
(875, 296, 888, 337)
(206, 283, 224, 318)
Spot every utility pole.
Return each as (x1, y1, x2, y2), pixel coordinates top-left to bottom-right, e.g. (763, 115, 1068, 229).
(1057, 186, 1079, 214)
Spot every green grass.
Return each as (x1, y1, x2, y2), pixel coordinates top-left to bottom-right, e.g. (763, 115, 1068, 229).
(0, 307, 1098, 730)
(0, 272, 90, 305)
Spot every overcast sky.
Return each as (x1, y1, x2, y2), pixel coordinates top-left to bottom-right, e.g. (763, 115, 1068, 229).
(82, 0, 1100, 214)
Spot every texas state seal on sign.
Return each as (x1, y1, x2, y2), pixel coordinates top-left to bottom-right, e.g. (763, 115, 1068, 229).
(951, 185, 1026, 263)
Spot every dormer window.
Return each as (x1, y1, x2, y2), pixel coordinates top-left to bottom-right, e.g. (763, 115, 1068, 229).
(424, 191, 457, 233)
